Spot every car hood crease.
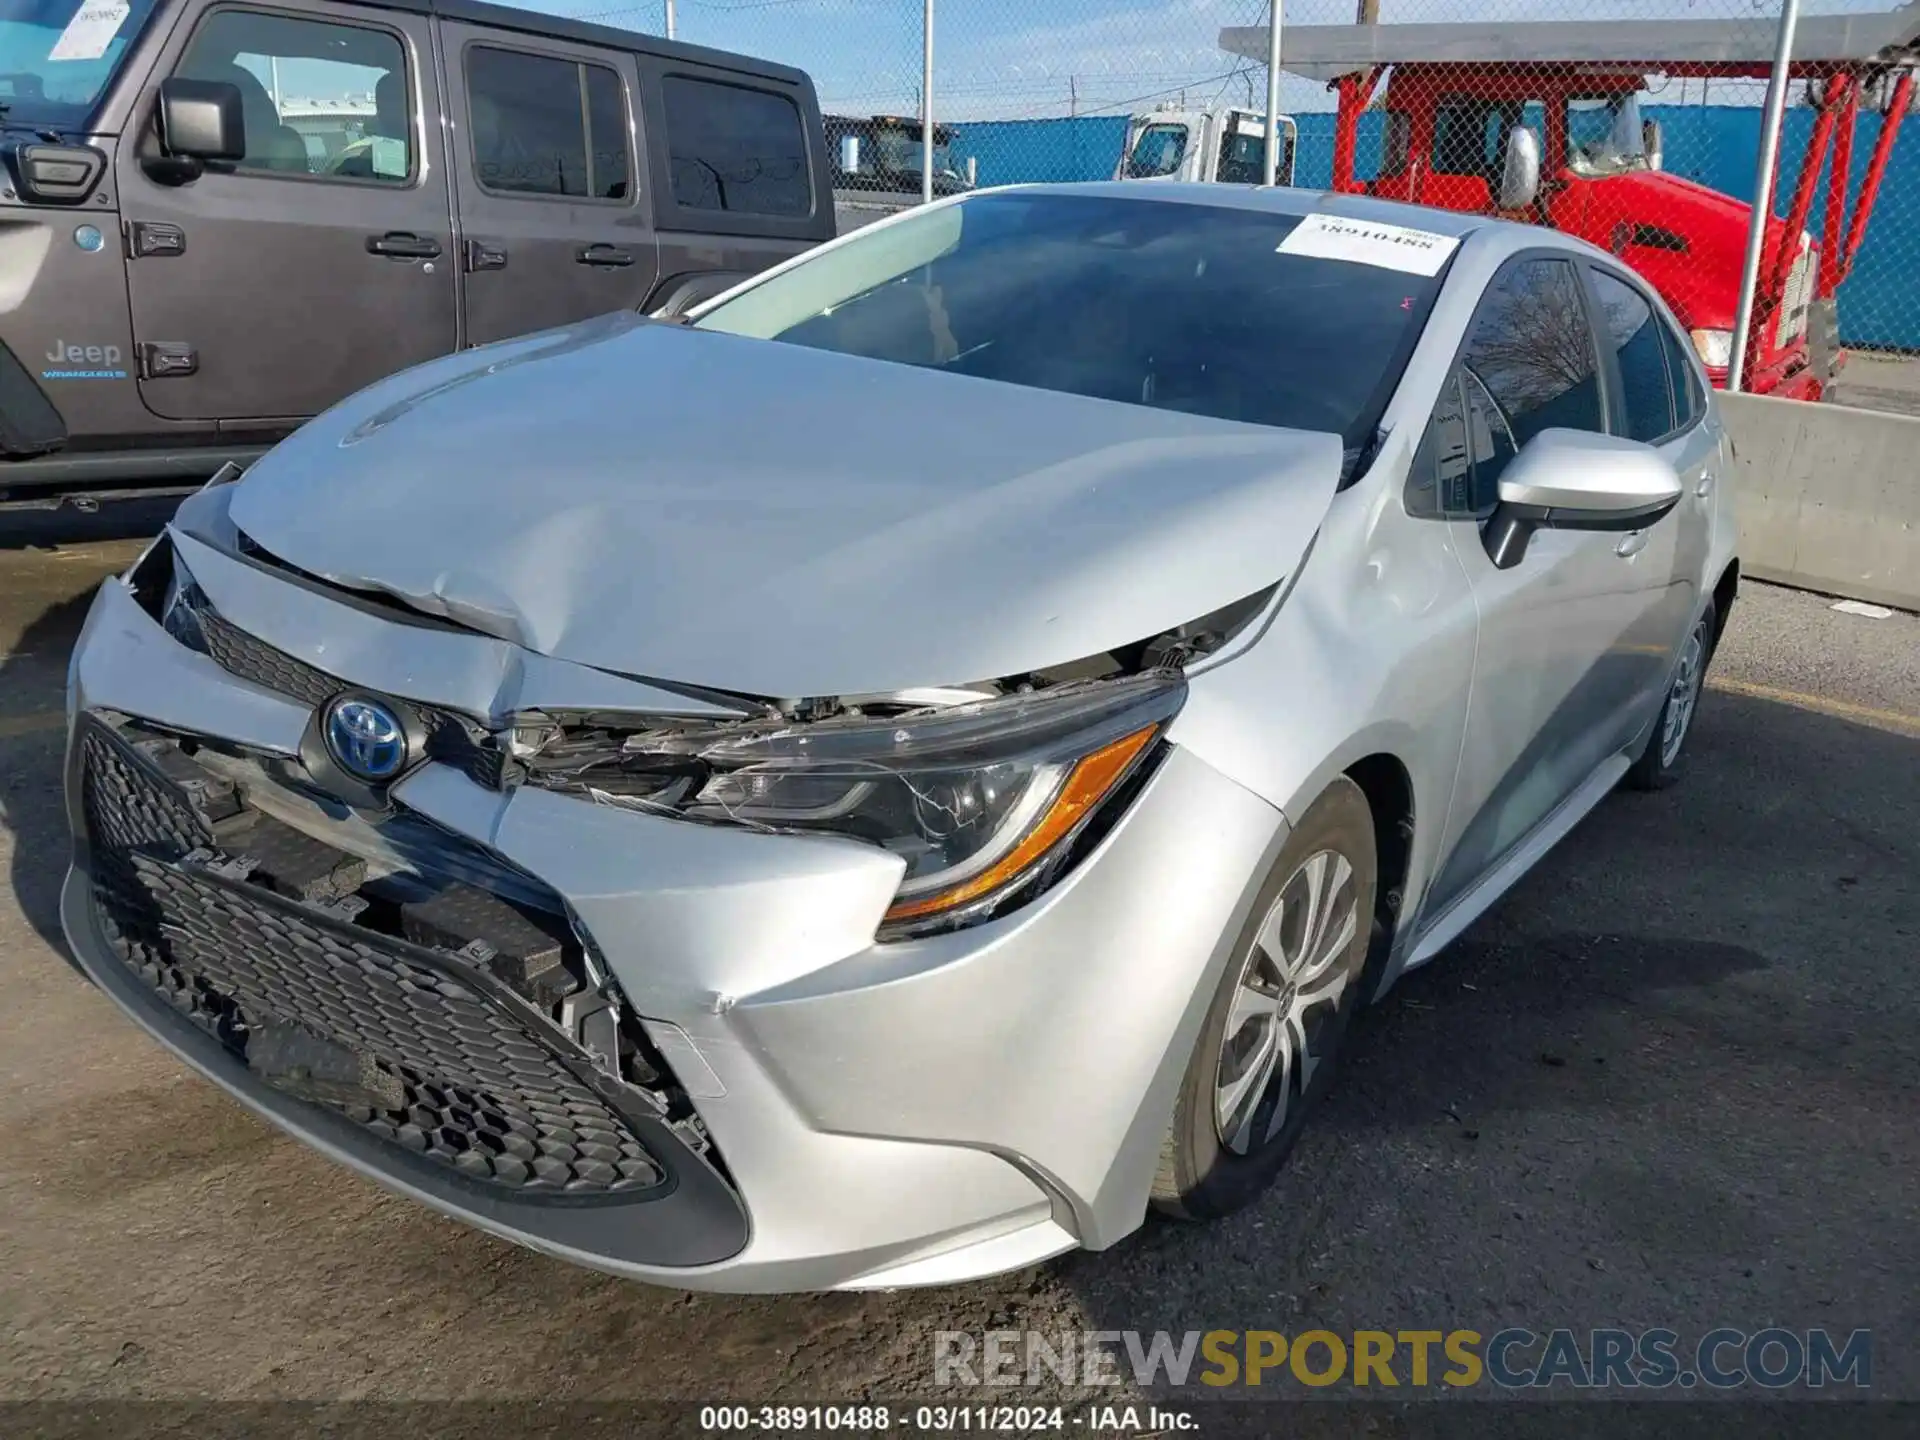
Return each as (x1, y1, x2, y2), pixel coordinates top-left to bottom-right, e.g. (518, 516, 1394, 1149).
(229, 314, 1347, 698)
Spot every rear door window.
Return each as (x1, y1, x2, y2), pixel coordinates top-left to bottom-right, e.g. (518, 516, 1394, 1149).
(1591, 267, 1674, 442)
(1656, 311, 1704, 431)
(465, 46, 630, 200)
(662, 75, 810, 216)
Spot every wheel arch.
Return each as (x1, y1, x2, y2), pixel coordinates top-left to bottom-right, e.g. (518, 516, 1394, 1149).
(1710, 557, 1739, 654)
(1342, 752, 1415, 1003)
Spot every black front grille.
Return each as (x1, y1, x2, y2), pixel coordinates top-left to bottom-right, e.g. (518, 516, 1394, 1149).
(182, 589, 515, 793)
(195, 602, 340, 708)
(79, 719, 666, 1196)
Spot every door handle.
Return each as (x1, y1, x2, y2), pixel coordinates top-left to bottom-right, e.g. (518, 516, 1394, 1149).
(1616, 530, 1650, 559)
(1694, 474, 1715, 498)
(366, 231, 442, 260)
(575, 243, 634, 268)
(464, 239, 508, 272)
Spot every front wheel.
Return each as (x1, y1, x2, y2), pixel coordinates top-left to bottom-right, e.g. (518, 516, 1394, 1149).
(1151, 778, 1377, 1221)
(1625, 599, 1716, 792)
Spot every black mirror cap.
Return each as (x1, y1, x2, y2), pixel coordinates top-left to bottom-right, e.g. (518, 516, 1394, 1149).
(158, 78, 246, 163)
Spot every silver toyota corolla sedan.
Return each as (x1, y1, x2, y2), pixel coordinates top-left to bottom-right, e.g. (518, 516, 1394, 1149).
(61, 183, 1735, 1292)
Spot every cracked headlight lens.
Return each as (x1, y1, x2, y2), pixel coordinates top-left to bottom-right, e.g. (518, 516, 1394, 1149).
(596, 673, 1185, 937)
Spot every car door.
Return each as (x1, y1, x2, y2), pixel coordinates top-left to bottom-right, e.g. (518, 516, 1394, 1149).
(1584, 262, 1717, 724)
(117, 0, 456, 421)
(440, 25, 659, 347)
(1424, 253, 1670, 914)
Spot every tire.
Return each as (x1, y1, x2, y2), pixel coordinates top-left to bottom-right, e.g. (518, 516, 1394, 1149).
(1625, 598, 1716, 792)
(1151, 777, 1377, 1221)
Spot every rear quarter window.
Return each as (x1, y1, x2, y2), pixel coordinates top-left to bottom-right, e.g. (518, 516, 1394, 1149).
(662, 75, 811, 217)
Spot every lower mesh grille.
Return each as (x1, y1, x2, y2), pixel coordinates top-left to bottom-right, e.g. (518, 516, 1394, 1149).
(79, 718, 665, 1196)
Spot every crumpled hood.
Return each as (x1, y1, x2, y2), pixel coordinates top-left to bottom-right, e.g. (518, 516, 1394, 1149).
(230, 313, 1344, 698)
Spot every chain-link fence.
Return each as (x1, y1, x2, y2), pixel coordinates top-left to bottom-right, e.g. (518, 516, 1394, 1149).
(553, 0, 1920, 413)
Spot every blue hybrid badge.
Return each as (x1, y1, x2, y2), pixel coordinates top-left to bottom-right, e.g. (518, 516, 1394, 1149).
(323, 695, 409, 782)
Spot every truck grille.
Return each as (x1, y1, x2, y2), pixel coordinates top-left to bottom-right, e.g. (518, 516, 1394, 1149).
(78, 717, 666, 1196)
(1775, 247, 1813, 351)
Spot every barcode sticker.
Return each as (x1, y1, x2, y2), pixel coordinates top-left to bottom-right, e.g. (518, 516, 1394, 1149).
(1277, 213, 1460, 276)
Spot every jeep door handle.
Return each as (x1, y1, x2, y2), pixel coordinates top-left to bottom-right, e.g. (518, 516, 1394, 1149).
(366, 231, 442, 260)
(576, 243, 634, 267)
(1616, 530, 1650, 559)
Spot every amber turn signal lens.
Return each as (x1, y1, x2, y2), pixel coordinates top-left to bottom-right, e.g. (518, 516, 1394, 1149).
(882, 723, 1159, 924)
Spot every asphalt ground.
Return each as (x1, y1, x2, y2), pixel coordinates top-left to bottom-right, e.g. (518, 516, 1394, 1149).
(1, 500, 1914, 1432)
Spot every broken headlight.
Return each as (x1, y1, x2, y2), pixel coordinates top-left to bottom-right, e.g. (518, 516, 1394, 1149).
(540, 673, 1184, 938)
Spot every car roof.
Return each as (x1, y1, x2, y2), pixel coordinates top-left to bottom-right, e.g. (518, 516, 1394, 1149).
(989, 181, 1535, 242)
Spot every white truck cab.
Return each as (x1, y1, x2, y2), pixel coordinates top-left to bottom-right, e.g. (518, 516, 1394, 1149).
(1115, 106, 1298, 186)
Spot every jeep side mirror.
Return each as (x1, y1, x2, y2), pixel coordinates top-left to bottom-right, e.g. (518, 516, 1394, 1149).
(1643, 118, 1665, 171)
(1498, 126, 1541, 210)
(157, 78, 246, 164)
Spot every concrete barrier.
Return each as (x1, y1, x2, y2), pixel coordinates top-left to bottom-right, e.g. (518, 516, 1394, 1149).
(1718, 391, 1920, 613)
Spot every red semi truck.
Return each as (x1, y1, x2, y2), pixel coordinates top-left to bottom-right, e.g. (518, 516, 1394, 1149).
(1220, 7, 1920, 399)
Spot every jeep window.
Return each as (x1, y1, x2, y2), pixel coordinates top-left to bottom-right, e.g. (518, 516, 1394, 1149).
(176, 10, 410, 183)
(695, 192, 1445, 449)
(466, 46, 630, 200)
(663, 75, 810, 216)
(0, 0, 162, 129)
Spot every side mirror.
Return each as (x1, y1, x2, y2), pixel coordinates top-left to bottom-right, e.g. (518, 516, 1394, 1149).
(838, 133, 861, 173)
(157, 78, 246, 163)
(1483, 428, 1682, 569)
(1498, 126, 1541, 210)
(1642, 117, 1665, 171)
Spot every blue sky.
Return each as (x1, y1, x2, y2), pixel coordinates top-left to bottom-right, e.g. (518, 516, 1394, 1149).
(526, 0, 1892, 118)
(249, 0, 1899, 123)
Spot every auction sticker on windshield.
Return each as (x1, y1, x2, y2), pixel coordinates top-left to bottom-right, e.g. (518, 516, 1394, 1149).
(48, 0, 132, 61)
(1277, 214, 1459, 276)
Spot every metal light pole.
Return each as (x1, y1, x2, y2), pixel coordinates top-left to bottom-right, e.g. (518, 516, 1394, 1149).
(1262, 0, 1284, 185)
(922, 0, 935, 205)
(665, 0, 675, 39)
(1729, 0, 1802, 391)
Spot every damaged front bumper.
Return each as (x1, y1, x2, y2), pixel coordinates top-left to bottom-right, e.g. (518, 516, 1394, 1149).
(59, 515, 1289, 1292)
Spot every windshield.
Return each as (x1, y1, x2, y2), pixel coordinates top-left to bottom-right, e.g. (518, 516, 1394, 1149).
(695, 192, 1447, 447)
(1123, 122, 1187, 178)
(1566, 93, 1648, 177)
(870, 126, 961, 181)
(0, 0, 160, 128)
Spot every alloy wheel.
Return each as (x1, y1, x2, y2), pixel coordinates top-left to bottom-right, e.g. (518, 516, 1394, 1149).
(1213, 849, 1362, 1156)
(1660, 616, 1711, 767)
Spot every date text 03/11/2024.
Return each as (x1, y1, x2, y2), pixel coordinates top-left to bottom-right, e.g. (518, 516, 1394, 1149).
(698, 1405, 1194, 1432)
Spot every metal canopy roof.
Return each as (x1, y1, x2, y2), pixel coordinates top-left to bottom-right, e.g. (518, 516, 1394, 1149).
(1219, 4, 1920, 79)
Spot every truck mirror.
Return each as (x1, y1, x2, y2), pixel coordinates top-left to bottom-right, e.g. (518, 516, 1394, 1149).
(1499, 125, 1541, 210)
(157, 78, 247, 165)
(838, 134, 861, 173)
(1642, 118, 1665, 170)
